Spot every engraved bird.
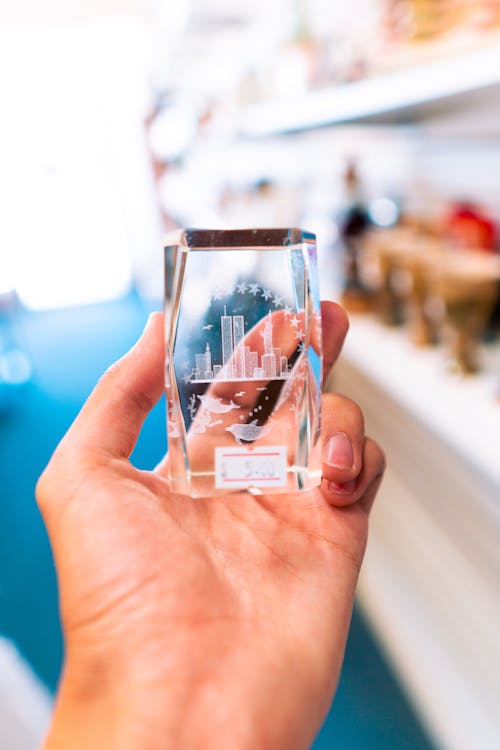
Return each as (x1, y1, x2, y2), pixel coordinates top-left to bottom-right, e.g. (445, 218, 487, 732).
(191, 411, 212, 434)
(235, 391, 246, 397)
(197, 395, 241, 413)
(202, 324, 214, 330)
(225, 419, 271, 444)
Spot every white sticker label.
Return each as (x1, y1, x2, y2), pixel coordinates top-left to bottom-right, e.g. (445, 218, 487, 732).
(215, 446, 287, 489)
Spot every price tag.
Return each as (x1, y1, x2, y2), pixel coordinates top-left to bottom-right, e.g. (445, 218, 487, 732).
(215, 446, 287, 489)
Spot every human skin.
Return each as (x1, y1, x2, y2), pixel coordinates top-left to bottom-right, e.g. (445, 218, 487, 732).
(37, 302, 385, 750)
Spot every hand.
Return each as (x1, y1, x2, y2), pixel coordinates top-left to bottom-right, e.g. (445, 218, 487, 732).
(37, 303, 385, 750)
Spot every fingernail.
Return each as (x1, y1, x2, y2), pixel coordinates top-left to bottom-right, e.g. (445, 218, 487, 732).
(324, 433, 354, 469)
(329, 479, 356, 494)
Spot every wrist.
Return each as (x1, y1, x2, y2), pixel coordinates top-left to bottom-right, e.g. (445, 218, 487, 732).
(44, 652, 172, 750)
(44, 646, 324, 750)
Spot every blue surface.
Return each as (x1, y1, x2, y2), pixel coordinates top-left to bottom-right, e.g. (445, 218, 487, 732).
(314, 610, 434, 749)
(0, 294, 434, 748)
(0, 294, 165, 688)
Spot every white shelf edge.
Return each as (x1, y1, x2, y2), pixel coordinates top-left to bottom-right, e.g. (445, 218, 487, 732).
(239, 42, 500, 136)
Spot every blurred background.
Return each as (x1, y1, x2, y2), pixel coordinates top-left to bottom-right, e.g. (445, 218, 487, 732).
(1, 1, 500, 748)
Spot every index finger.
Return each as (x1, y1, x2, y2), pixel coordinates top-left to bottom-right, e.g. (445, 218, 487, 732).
(320, 301, 349, 385)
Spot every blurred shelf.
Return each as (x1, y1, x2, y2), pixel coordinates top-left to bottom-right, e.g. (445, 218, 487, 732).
(239, 42, 500, 136)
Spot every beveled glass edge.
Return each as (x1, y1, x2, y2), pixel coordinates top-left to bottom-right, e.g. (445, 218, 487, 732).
(164, 227, 316, 250)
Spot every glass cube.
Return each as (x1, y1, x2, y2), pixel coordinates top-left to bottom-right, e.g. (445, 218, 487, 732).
(164, 228, 322, 497)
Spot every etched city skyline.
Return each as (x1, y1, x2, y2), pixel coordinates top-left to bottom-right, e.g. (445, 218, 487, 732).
(190, 307, 291, 383)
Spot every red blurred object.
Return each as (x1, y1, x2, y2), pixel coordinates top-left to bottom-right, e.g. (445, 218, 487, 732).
(445, 202, 497, 253)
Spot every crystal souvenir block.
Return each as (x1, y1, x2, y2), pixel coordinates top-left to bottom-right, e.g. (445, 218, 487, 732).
(164, 228, 322, 497)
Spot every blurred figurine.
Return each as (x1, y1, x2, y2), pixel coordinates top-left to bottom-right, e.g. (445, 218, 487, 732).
(337, 161, 373, 312)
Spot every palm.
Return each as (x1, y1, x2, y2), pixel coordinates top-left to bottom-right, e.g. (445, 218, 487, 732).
(54, 436, 367, 744)
(39, 305, 384, 749)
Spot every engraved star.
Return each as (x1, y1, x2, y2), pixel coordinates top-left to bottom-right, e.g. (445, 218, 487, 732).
(213, 288, 224, 300)
(249, 283, 260, 295)
(183, 371, 194, 384)
(273, 294, 283, 308)
(294, 328, 304, 340)
(298, 342, 306, 354)
(290, 316, 300, 327)
(284, 307, 293, 316)
(261, 288, 272, 301)
(236, 282, 247, 294)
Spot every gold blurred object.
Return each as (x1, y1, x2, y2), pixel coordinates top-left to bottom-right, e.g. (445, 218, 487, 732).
(365, 228, 500, 374)
(363, 228, 407, 325)
(411, 1, 468, 40)
(430, 251, 500, 374)
(400, 238, 447, 346)
(384, 0, 500, 47)
(340, 287, 374, 313)
(364, 227, 439, 330)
